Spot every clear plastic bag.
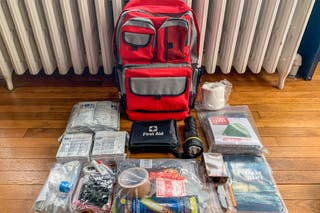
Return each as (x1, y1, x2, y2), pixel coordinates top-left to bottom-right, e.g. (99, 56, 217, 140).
(223, 155, 288, 213)
(197, 80, 232, 110)
(197, 105, 266, 155)
(65, 101, 120, 133)
(91, 131, 128, 161)
(31, 161, 81, 213)
(112, 159, 212, 213)
(206, 182, 237, 213)
(56, 133, 93, 163)
(71, 160, 117, 213)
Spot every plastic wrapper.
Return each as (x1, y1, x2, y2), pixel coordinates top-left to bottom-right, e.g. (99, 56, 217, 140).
(66, 101, 120, 133)
(197, 80, 232, 110)
(203, 153, 228, 183)
(223, 155, 288, 213)
(71, 160, 117, 213)
(56, 133, 93, 163)
(207, 182, 237, 213)
(112, 159, 212, 213)
(91, 131, 127, 161)
(31, 161, 81, 213)
(198, 105, 266, 155)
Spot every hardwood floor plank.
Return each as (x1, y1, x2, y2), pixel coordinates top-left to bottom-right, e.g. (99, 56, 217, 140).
(0, 138, 59, 148)
(0, 120, 66, 128)
(266, 158, 320, 171)
(262, 137, 320, 147)
(266, 147, 320, 157)
(0, 159, 55, 171)
(285, 200, 320, 213)
(0, 200, 34, 213)
(0, 129, 27, 138)
(0, 112, 69, 120)
(0, 89, 117, 99)
(0, 106, 52, 113)
(259, 127, 320, 137)
(229, 93, 320, 104)
(0, 185, 42, 199)
(12, 87, 116, 93)
(249, 103, 320, 112)
(0, 98, 104, 106)
(255, 120, 320, 128)
(0, 172, 48, 184)
(24, 128, 64, 138)
(257, 111, 320, 119)
(273, 171, 320, 184)
(0, 148, 57, 159)
(278, 185, 320, 200)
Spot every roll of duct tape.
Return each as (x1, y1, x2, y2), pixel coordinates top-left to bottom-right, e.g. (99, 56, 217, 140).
(118, 167, 151, 198)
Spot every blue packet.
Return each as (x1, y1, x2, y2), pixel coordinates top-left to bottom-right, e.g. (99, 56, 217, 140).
(132, 196, 199, 213)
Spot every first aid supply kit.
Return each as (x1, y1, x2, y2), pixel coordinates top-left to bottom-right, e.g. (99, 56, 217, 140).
(113, 0, 203, 121)
(128, 116, 203, 159)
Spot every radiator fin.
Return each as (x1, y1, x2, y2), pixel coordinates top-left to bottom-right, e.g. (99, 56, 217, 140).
(0, 0, 27, 75)
(7, 0, 42, 75)
(42, 0, 72, 74)
(60, 0, 86, 75)
(233, 0, 262, 74)
(218, 0, 245, 74)
(25, 0, 57, 75)
(277, 0, 315, 89)
(263, 0, 298, 74)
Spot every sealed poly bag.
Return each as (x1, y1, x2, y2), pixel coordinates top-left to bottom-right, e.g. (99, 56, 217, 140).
(31, 161, 81, 213)
(71, 160, 116, 213)
(223, 155, 287, 213)
(198, 105, 266, 155)
(66, 101, 120, 133)
(91, 131, 127, 161)
(56, 133, 93, 163)
(112, 159, 212, 213)
(197, 80, 232, 110)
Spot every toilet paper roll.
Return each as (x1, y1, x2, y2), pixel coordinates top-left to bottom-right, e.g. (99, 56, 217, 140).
(118, 167, 151, 198)
(201, 82, 226, 110)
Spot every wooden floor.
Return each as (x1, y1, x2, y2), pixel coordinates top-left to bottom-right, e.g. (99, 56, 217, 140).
(0, 66, 319, 213)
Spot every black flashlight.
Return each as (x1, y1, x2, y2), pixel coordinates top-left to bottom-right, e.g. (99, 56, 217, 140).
(183, 116, 203, 158)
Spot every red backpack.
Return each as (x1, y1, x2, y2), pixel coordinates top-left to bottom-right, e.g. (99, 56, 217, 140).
(113, 0, 202, 121)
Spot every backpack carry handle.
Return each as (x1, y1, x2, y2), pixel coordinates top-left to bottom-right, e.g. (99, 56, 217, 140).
(124, 0, 191, 12)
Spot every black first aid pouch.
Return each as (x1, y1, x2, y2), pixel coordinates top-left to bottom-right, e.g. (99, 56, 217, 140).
(129, 117, 204, 158)
(129, 120, 180, 154)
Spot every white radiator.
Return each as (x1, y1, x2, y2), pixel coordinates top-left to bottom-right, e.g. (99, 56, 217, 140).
(199, 0, 315, 89)
(0, 0, 315, 90)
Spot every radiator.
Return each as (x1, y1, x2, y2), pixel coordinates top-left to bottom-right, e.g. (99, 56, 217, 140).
(198, 0, 315, 89)
(0, 0, 315, 90)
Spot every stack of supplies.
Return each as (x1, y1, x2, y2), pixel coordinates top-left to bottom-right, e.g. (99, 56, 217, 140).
(56, 133, 93, 163)
(91, 131, 127, 160)
(198, 105, 265, 155)
(66, 101, 120, 133)
(113, 159, 212, 213)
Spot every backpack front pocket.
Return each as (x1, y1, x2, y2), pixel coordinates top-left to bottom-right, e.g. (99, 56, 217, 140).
(157, 18, 191, 63)
(119, 18, 155, 64)
(124, 65, 192, 112)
